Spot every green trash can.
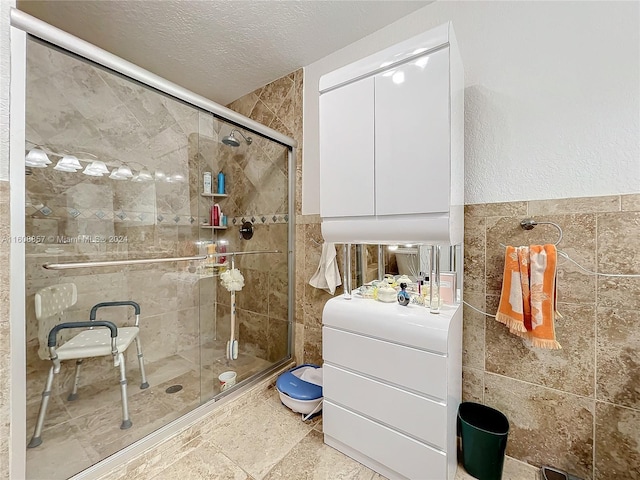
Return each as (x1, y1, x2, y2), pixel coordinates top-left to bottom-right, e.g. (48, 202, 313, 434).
(458, 402, 510, 480)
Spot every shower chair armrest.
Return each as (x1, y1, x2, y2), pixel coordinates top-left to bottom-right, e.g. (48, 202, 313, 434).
(90, 301, 141, 327)
(47, 321, 119, 372)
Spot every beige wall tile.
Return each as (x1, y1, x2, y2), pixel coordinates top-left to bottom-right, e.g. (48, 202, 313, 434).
(486, 303, 596, 397)
(236, 268, 269, 313)
(529, 195, 620, 215)
(597, 211, 640, 310)
(258, 74, 294, 118)
(463, 216, 485, 295)
(462, 367, 483, 403)
(226, 92, 259, 119)
(293, 322, 304, 366)
(464, 202, 528, 217)
(621, 194, 640, 212)
(237, 308, 269, 360)
(247, 99, 276, 128)
(596, 307, 640, 409)
(594, 402, 640, 480)
(303, 325, 323, 367)
(484, 373, 594, 479)
(296, 214, 321, 225)
(597, 211, 640, 274)
(267, 317, 288, 363)
(227, 69, 301, 359)
(268, 269, 288, 322)
(462, 292, 485, 369)
(295, 223, 305, 324)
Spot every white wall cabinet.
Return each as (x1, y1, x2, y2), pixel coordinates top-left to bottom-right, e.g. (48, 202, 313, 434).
(374, 48, 450, 217)
(319, 77, 375, 218)
(319, 22, 463, 245)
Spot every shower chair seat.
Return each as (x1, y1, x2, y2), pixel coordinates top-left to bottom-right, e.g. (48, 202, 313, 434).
(28, 283, 149, 449)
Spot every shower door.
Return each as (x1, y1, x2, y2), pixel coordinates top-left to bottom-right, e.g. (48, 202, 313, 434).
(200, 116, 292, 402)
(24, 34, 292, 480)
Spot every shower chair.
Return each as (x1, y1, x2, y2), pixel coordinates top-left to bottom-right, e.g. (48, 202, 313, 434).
(28, 283, 149, 448)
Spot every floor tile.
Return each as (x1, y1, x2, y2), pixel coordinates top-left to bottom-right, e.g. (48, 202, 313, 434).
(152, 440, 251, 480)
(26, 421, 98, 480)
(263, 430, 375, 480)
(208, 394, 313, 479)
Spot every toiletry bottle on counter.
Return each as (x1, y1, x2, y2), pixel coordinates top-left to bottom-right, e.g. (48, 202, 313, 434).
(203, 172, 212, 194)
(217, 171, 225, 194)
(397, 283, 411, 306)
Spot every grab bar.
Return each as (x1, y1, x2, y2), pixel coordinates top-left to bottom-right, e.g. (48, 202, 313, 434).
(42, 249, 281, 270)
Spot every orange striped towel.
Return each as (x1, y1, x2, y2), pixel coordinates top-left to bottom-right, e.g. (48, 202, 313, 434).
(496, 244, 562, 349)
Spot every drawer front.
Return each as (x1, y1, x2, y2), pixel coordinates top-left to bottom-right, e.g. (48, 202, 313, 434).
(324, 400, 447, 480)
(323, 364, 447, 449)
(323, 326, 447, 399)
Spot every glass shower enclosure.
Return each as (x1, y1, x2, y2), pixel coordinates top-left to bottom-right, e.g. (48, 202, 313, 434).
(23, 37, 293, 479)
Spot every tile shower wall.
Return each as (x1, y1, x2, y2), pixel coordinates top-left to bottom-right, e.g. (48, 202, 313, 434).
(226, 70, 317, 365)
(190, 126, 290, 363)
(462, 194, 640, 480)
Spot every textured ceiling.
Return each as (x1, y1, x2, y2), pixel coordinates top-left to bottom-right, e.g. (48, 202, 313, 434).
(18, 0, 431, 105)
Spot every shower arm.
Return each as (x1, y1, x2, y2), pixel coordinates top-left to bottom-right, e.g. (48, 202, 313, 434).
(231, 129, 252, 144)
(43, 250, 281, 270)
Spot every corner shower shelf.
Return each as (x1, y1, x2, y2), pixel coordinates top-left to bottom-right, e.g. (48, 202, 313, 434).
(200, 224, 227, 230)
(200, 193, 228, 198)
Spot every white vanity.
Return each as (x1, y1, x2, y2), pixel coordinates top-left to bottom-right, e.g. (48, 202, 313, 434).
(318, 22, 464, 480)
(322, 297, 462, 480)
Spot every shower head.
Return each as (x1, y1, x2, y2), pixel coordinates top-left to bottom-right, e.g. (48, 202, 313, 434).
(222, 129, 252, 147)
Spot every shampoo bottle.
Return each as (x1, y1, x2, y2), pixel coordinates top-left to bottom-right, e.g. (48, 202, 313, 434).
(212, 204, 221, 226)
(217, 171, 225, 194)
(203, 172, 212, 194)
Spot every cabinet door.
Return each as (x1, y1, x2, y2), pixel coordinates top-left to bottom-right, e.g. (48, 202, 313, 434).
(319, 77, 375, 218)
(374, 48, 450, 216)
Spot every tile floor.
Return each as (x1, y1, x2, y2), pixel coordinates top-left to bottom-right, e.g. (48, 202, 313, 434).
(25, 341, 272, 480)
(147, 384, 542, 480)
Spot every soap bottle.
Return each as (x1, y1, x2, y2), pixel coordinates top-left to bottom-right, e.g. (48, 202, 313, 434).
(217, 171, 225, 194)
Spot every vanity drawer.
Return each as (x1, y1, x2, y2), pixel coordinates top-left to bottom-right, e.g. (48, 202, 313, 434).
(323, 364, 447, 449)
(323, 326, 447, 400)
(324, 400, 447, 480)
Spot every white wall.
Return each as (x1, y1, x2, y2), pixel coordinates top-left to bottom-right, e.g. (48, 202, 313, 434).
(1, 0, 15, 181)
(302, 1, 640, 213)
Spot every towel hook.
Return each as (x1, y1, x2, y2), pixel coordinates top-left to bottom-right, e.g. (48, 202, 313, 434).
(520, 218, 563, 246)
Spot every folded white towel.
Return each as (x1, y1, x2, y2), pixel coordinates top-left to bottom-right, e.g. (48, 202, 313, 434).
(309, 242, 341, 295)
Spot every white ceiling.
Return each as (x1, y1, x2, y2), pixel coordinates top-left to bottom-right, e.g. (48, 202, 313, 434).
(18, 0, 431, 105)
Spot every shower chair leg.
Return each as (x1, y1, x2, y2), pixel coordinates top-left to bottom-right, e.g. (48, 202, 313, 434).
(134, 336, 149, 389)
(28, 365, 56, 448)
(67, 359, 83, 401)
(118, 353, 132, 429)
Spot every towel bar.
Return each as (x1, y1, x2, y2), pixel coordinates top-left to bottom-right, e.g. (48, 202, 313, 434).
(520, 219, 563, 246)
